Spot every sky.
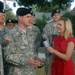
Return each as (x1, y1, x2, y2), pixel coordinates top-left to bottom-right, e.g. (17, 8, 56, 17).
(0, 0, 75, 14)
(0, 0, 20, 14)
(6, 1, 20, 14)
(70, 0, 75, 9)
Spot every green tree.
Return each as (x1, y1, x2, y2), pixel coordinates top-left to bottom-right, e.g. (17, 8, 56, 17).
(16, 0, 74, 12)
(62, 12, 75, 36)
(5, 5, 16, 21)
(5, 11, 16, 20)
(35, 14, 50, 32)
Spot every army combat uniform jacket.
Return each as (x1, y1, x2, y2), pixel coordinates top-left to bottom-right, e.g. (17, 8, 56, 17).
(4, 26, 41, 75)
(0, 28, 7, 75)
(31, 25, 42, 53)
(42, 20, 58, 45)
(0, 45, 4, 75)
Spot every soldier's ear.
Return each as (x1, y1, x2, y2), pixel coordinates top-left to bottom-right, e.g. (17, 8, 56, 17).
(18, 16, 22, 21)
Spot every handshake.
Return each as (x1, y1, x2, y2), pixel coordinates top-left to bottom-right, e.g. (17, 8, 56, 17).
(43, 38, 50, 47)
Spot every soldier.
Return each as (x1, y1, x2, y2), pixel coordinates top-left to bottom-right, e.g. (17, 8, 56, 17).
(30, 12, 35, 25)
(30, 11, 42, 54)
(6, 19, 16, 29)
(0, 3, 5, 45)
(0, 1, 13, 75)
(42, 9, 61, 75)
(0, 1, 11, 46)
(3, 7, 42, 75)
(0, 1, 5, 75)
(4, 19, 17, 37)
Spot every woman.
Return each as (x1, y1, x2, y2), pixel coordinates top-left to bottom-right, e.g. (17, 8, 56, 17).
(44, 17, 75, 75)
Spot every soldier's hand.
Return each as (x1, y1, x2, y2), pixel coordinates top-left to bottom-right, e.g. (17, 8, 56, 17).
(5, 36, 11, 41)
(27, 56, 42, 67)
(3, 36, 12, 47)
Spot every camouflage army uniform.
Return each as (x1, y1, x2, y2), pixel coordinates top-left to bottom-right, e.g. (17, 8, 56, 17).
(4, 25, 41, 75)
(31, 25, 42, 54)
(42, 20, 58, 74)
(0, 45, 4, 75)
(0, 27, 11, 75)
(0, 28, 6, 75)
(0, 27, 10, 46)
(0, 29, 5, 45)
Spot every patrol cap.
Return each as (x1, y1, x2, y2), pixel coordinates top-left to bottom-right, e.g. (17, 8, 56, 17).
(51, 9, 60, 17)
(6, 19, 15, 24)
(16, 7, 31, 16)
(0, 1, 4, 13)
(31, 12, 35, 16)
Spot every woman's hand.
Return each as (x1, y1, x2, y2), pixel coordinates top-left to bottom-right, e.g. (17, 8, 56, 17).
(46, 46, 56, 54)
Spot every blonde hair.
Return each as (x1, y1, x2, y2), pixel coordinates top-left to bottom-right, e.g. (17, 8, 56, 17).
(59, 17, 73, 39)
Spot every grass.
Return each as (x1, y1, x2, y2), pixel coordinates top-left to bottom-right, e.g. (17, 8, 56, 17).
(36, 66, 46, 75)
(36, 47, 46, 75)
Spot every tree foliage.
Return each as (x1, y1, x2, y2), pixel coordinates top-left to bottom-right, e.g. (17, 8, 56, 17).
(5, 11, 16, 21)
(62, 12, 75, 36)
(35, 14, 50, 32)
(5, 5, 16, 21)
(16, 0, 74, 12)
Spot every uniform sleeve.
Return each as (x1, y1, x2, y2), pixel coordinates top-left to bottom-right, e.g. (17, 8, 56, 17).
(33, 27, 42, 52)
(67, 37, 75, 44)
(42, 25, 50, 41)
(3, 36, 29, 66)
